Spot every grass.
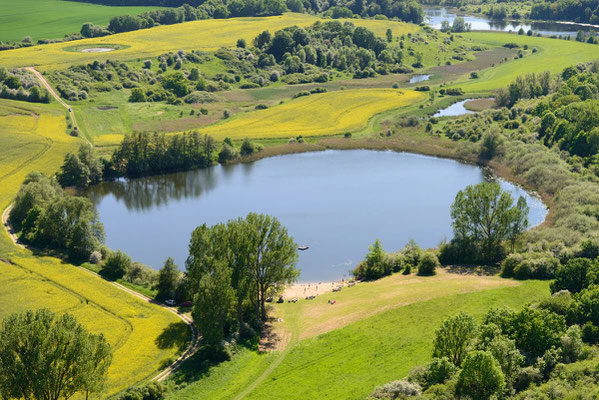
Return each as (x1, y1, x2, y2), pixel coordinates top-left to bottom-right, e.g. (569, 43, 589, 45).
(0, 0, 161, 43)
(0, 99, 187, 397)
(168, 273, 549, 400)
(198, 89, 427, 140)
(0, 13, 418, 70)
(453, 32, 599, 92)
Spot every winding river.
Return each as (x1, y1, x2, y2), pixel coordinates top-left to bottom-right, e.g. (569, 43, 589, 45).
(88, 150, 547, 282)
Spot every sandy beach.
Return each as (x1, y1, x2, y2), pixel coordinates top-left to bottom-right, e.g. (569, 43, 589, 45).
(283, 279, 356, 298)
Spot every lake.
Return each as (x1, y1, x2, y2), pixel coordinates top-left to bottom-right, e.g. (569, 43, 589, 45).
(434, 99, 479, 117)
(424, 7, 599, 37)
(88, 150, 547, 283)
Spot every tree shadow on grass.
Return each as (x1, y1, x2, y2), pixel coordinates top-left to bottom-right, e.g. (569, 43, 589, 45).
(155, 321, 190, 352)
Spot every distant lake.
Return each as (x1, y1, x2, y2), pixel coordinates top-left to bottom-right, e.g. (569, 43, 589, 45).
(424, 7, 599, 37)
(88, 150, 547, 282)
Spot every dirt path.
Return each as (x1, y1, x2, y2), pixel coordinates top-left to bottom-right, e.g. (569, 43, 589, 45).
(25, 67, 91, 147)
(2, 204, 199, 382)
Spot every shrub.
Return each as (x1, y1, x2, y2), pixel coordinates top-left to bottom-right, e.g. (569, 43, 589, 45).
(236, 38, 246, 48)
(102, 250, 131, 280)
(218, 143, 237, 164)
(501, 252, 559, 279)
(129, 88, 146, 103)
(240, 138, 256, 156)
(425, 357, 458, 387)
(417, 252, 439, 276)
(456, 351, 505, 399)
(90, 251, 102, 264)
(368, 380, 422, 399)
(184, 91, 217, 104)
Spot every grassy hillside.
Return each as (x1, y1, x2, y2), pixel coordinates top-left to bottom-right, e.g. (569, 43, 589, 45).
(0, 99, 187, 396)
(0, 0, 161, 42)
(168, 275, 549, 400)
(0, 13, 418, 70)
(453, 32, 599, 92)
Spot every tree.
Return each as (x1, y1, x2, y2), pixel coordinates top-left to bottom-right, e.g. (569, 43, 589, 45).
(192, 261, 235, 347)
(245, 213, 299, 320)
(456, 351, 505, 400)
(385, 28, 393, 42)
(129, 88, 146, 103)
(236, 38, 246, 48)
(551, 258, 599, 294)
(240, 138, 256, 156)
(57, 153, 90, 188)
(188, 68, 200, 81)
(450, 182, 528, 263)
(479, 129, 504, 161)
(432, 312, 476, 366)
(102, 250, 131, 280)
(510, 307, 566, 359)
(0, 309, 111, 400)
(417, 252, 438, 276)
(161, 72, 189, 97)
(157, 258, 180, 301)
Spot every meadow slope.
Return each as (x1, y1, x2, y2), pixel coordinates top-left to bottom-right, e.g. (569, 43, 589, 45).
(199, 89, 427, 140)
(0, 0, 161, 42)
(0, 99, 187, 397)
(453, 32, 599, 92)
(168, 275, 549, 400)
(0, 13, 419, 70)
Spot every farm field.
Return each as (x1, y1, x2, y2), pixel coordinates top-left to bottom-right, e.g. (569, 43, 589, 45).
(0, 13, 418, 70)
(199, 89, 427, 140)
(453, 32, 599, 92)
(0, 0, 161, 43)
(169, 274, 549, 400)
(0, 99, 187, 396)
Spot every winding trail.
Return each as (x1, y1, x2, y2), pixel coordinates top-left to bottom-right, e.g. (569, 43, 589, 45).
(25, 67, 91, 147)
(2, 202, 200, 382)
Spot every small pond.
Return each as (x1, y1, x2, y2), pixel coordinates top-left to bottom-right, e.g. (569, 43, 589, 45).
(434, 99, 478, 117)
(88, 150, 547, 283)
(409, 75, 431, 84)
(424, 7, 599, 37)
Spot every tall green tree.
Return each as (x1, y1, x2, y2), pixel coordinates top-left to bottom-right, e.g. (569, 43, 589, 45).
(432, 312, 477, 366)
(245, 213, 299, 321)
(450, 182, 528, 262)
(0, 309, 111, 400)
(192, 261, 236, 347)
(456, 351, 505, 399)
(157, 258, 180, 301)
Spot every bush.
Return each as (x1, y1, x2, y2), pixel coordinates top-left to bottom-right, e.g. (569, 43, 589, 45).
(240, 138, 256, 156)
(218, 143, 237, 164)
(425, 357, 458, 387)
(101, 250, 131, 280)
(417, 252, 439, 276)
(368, 380, 422, 399)
(456, 351, 505, 399)
(90, 251, 102, 264)
(501, 252, 560, 279)
(184, 91, 217, 104)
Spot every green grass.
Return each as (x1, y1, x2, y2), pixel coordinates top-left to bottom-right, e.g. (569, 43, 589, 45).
(453, 32, 599, 92)
(244, 280, 549, 400)
(0, 0, 161, 42)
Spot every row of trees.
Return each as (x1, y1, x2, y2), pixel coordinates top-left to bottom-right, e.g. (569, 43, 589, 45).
(8, 172, 105, 261)
(186, 213, 299, 346)
(530, 0, 599, 24)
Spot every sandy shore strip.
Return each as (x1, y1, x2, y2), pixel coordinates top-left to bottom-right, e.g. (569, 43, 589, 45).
(283, 279, 356, 298)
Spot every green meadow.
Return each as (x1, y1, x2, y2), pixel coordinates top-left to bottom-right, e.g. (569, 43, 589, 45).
(0, 0, 161, 42)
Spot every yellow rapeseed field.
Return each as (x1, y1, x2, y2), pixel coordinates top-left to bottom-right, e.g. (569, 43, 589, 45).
(0, 99, 185, 397)
(199, 89, 427, 140)
(0, 13, 418, 70)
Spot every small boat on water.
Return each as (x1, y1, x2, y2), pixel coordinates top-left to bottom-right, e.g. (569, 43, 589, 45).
(298, 245, 309, 251)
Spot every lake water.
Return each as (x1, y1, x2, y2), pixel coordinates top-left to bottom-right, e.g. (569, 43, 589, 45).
(424, 7, 599, 37)
(88, 150, 547, 283)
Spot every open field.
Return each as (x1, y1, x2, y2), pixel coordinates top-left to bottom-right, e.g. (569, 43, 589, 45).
(199, 89, 427, 140)
(0, 0, 161, 43)
(0, 99, 187, 396)
(0, 13, 418, 70)
(168, 274, 549, 400)
(453, 32, 599, 92)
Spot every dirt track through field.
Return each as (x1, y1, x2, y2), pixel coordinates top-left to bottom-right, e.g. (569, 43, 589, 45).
(2, 203, 200, 382)
(25, 67, 91, 147)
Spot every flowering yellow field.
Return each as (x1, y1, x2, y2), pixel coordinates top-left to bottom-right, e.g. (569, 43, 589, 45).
(199, 89, 427, 140)
(0, 13, 418, 70)
(0, 99, 184, 397)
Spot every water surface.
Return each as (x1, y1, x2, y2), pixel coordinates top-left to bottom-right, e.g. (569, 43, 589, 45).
(409, 75, 431, 84)
(424, 7, 599, 37)
(89, 150, 547, 282)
